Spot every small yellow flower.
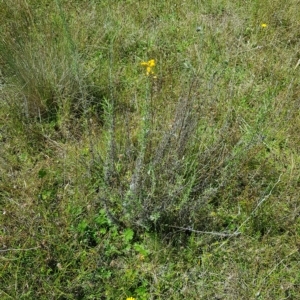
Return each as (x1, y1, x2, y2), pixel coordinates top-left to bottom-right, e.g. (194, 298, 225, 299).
(126, 297, 136, 300)
(148, 59, 155, 67)
(140, 59, 156, 76)
(261, 23, 268, 28)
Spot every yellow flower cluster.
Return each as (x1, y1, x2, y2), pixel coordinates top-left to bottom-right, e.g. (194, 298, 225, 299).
(140, 59, 155, 76)
(261, 23, 268, 28)
(126, 297, 136, 300)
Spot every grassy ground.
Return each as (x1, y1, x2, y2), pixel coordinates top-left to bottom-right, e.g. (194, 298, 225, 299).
(1, 0, 300, 299)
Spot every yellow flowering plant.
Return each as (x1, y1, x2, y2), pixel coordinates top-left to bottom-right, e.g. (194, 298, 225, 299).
(126, 297, 136, 300)
(140, 59, 155, 76)
(261, 23, 267, 28)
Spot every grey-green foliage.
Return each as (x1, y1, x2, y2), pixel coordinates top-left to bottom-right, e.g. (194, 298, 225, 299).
(99, 82, 235, 232)
(0, 0, 87, 121)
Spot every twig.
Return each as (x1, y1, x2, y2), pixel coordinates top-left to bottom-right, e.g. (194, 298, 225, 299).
(167, 174, 282, 241)
(233, 173, 282, 235)
(216, 173, 282, 250)
(0, 246, 40, 253)
(166, 225, 241, 237)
